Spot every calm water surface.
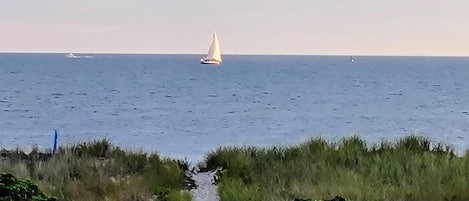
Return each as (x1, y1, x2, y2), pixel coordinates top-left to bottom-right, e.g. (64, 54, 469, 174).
(1, 54, 469, 161)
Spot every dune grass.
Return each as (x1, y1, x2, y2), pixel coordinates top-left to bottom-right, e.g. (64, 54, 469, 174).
(0, 139, 192, 201)
(203, 135, 469, 201)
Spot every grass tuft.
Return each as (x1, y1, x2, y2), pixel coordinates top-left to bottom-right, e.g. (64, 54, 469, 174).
(1, 139, 191, 201)
(203, 135, 469, 201)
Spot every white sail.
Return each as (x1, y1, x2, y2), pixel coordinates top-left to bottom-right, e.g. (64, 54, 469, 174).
(201, 32, 222, 65)
(207, 33, 222, 62)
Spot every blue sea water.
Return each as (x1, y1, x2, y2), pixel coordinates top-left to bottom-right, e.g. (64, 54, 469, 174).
(1, 53, 469, 161)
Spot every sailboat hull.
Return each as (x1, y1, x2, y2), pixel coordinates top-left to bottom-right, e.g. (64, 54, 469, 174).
(200, 58, 221, 65)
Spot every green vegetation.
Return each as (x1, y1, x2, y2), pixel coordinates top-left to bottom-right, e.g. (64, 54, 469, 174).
(0, 139, 191, 201)
(0, 172, 56, 201)
(2, 135, 468, 201)
(203, 135, 469, 201)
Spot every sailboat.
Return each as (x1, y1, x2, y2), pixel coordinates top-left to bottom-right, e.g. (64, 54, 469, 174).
(200, 32, 222, 65)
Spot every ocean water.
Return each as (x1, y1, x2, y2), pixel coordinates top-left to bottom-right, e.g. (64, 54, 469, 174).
(1, 53, 469, 161)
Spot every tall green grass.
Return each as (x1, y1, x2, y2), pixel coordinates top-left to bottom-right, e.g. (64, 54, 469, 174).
(0, 139, 192, 201)
(203, 135, 469, 201)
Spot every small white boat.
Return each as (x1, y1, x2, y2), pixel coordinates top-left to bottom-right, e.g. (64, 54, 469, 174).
(200, 32, 222, 65)
(66, 53, 78, 59)
(350, 56, 355, 63)
(66, 53, 93, 59)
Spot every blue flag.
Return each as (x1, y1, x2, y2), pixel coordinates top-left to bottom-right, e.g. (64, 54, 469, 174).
(53, 129, 58, 154)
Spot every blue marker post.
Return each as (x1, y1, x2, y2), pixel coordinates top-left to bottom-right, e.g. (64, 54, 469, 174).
(53, 129, 58, 154)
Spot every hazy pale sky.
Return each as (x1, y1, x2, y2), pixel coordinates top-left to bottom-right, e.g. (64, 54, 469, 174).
(1, 0, 468, 56)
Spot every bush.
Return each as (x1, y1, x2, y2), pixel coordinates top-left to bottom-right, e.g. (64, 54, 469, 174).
(0, 172, 56, 201)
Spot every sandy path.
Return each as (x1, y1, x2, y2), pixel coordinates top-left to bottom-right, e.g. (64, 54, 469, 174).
(190, 170, 220, 201)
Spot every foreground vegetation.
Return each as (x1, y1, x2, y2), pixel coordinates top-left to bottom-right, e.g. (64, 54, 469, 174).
(0, 139, 191, 201)
(2, 135, 468, 201)
(203, 135, 469, 201)
(0, 173, 56, 201)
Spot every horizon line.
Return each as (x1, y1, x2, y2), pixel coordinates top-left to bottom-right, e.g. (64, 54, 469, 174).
(0, 51, 468, 58)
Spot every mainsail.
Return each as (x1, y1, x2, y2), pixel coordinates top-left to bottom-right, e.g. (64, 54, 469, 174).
(207, 33, 222, 62)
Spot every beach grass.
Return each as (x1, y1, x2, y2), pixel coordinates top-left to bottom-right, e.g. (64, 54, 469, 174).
(0, 139, 192, 201)
(202, 135, 469, 201)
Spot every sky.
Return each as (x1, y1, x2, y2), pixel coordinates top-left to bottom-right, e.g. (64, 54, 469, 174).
(1, 0, 468, 56)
